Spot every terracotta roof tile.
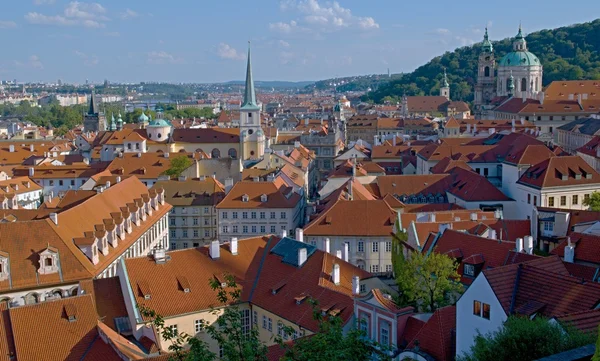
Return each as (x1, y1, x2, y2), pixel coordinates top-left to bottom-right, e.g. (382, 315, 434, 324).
(216, 179, 301, 209)
(517, 156, 600, 189)
(406, 306, 456, 361)
(551, 233, 600, 265)
(554, 308, 600, 334)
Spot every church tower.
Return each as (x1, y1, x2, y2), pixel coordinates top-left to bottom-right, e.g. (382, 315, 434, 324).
(83, 91, 107, 132)
(239, 43, 264, 161)
(474, 27, 496, 118)
(440, 68, 450, 100)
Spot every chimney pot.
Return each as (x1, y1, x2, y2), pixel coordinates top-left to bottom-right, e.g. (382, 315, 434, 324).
(343, 243, 349, 262)
(230, 237, 238, 255)
(335, 250, 342, 259)
(281, 229, 287, 238)
(324, 238, 330, 253)
(332, 263, 340, 285)
(352, 275, 360, 295)
(298, 247, 307, 266)
(209, 240, 220, 259)
(295, 228, 304, 243)
(516, 238, 524, 253)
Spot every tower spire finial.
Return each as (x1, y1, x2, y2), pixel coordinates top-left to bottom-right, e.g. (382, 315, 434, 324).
(241, 40, 258, 110)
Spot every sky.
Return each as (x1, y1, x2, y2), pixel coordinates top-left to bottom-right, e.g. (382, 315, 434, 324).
(0, 0, 598, 84)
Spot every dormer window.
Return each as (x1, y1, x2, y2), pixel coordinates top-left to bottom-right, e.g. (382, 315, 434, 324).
(45, 258, 53, 267)
(242, 194, 249, 202)
(464, 264, 475, 277)
(260, 194, 267, 202)
(0, 253, 9, 281)
(38, 247, 59, 275)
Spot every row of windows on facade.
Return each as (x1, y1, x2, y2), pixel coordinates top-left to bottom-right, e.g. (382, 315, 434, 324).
(359, 315, 392, 346)
(170, 217, 215, 226)
(170, 207, 213, 215)
(170, 229, 215, 239)
(221, 225, 287, 234)
(307, 240, 392, 253)
(369, 264, 393, 273)
(545, 194, 592, 208)
(221, 211, 287, 220)
(497, 77, 540, 93)
(42, 179, 82, 187)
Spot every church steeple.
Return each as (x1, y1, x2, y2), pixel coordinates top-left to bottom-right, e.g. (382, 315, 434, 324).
(440, 68, 450, 100)
(88, 91, 98, 115)
(241, 42, 259, 110)
(482, 27, 493, 53)
(110, 113, 116, 131)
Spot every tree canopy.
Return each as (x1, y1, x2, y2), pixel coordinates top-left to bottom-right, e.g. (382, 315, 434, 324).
(459, 316, 595, 361)
(584, 192, 600, 211)
(366, 19, 600, 103)
(395, 251, 462, 312)
(162, 155, 194, 177)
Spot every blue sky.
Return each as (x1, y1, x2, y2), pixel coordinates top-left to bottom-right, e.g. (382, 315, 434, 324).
(0, 0, 598, 84)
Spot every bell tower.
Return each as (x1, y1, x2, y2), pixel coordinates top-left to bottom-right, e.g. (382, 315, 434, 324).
(474, 28, 496, 118)
(239, 42, 264, 161)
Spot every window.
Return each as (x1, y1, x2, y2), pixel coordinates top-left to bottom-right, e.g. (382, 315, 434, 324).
(385, 264, 392, 273)
(204, 230, 210, 237)
(170, 218, 175, 226)
(473, 301, 481, 316)
(385, 241, 392, 252)
(59, 180, 63, 186)
(243, 226, 248, 234)
(222, 226, 228, 234)
(548, 197, 555, 207)
(521, 78, 527, 92)
(268, 317, 272, 332)
(475, 168, 481, 174)
(242, 212, 248, 219)
(371, 264, 379, 273)
(270, 225, 276, 233)
(182, 230, 188, 238)
(204, 218, 209, 226)
(358, 241, 364, 253)
(585, 194, 591, 203)
(241, 309, 251, 336)
(70, 180, 75, 186)
(464, 264, 475, 277)
(204, 207, 209, 214)
(170, 230, 176, 238)
(233, 225, 238, 233)
(380, 323, 390, 346)
(573, 195, 578, 205)
(560, 196, 567, 206)
(484, 168, 489, 177)
(262, 315, 267, 329)
(233, 212, 238, 219)
(171, 242, 176, 249)
(222, 212, 227, 219)
(49, 180, 54, 186)
(281, 212, 286, 219)
(484, 66, 490, 77)
(527, 194, 531, 204)
(533, 195, 537, 206)
(170, 324, 178, 335)
(260, 212, 265, 219)
(483, 303, 491, 319)
(195, 319, 202, 334)
(251, 212, 257, 219)
(251, 226, 256, 233)
(372, 242, 379, 253)
(193, 230, 199, 238)
(193, 218, 199, 225)
(260, 226, 266, 233)
(277, 321, 284, 337)
(270, 212, 276, 219)
(253, 310, 258, 326)
(543, 222, 554, 232)
(183, 242, 188, 248)
(360, 284, 366, 293)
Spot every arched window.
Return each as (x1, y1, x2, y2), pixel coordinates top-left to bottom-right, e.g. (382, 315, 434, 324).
(211, 148, 220, 158)
(228, 148, 237, 159)
(24, 293, 39, 305)
(521, 78, 527, 92)
(484, 66, 490, 77)
(52, 289, 63, 299)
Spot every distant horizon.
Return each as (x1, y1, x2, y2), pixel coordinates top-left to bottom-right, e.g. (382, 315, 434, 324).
(0, 1, 598, 83)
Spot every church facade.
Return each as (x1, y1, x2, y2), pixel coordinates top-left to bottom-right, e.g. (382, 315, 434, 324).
(474, 26, 543, 119)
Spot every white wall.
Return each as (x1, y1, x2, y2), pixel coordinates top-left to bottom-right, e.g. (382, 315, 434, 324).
(456, 273, 507, 358)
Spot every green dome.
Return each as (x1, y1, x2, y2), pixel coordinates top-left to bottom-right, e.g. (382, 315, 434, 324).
(498, 51, 540, 67)
(148, 118, 171, 127)
(138, 111, 149, 122)
(334, 103, 341, 112)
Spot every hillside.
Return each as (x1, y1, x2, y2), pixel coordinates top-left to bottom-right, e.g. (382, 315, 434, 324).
(366, 19, 600, 103)
(307, 73, 404, 92)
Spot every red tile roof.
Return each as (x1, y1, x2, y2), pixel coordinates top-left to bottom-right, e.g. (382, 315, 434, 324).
(554, 308, 600, 334)
(551, 233, 600, 265)
(517, 156, 600, 189)
(406, 306, 456, 361)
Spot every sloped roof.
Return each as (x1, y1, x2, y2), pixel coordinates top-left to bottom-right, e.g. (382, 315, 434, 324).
(517, 156, 600, 189)
(216, 178, 300, 209)
(406, 306, 456, 361)
(551, 233, 600, 265)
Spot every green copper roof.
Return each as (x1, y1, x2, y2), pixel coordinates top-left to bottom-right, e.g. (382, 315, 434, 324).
(117, 112, 123, 124)
(499, 51, 540, 67)
(515, 24, 524, 40)
(109, 113, 117, 131)
(481, 27, 493, 53)
(442, 69, 449, 88)
(241, 42, 260, 111)
(138, 111, 149, 122)
(148, 118, 171, 127)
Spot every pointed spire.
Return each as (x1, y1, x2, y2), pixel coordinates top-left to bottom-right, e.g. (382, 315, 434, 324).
(442, 68, 449, 88)
(484, 27, 489, 41)
(516, 22, 524, 39)
(241, 41, 259, 110)
(110, 112, 116, 131)
(88, 91, 97, 115)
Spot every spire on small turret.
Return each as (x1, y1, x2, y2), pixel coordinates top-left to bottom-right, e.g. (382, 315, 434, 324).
(110, 112, 116, 131)
(241, 41, 259, 110)
(481, 26, 493, 53)
(507, 70, 515, 96)
(442, 68, 449, 88)
(117, 112, 123, 131)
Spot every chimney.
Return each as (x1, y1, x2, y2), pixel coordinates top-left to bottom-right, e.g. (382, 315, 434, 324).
(105, 181, 111, 189)
(577, 94, 583, 107)
(164, 152, 170, 158)
(596, 146, 600, 158)
(294, 141, 301, 148)
(209, 240, 220, 259)
(224, 178, 234, 194)
(154, 248, 167, 264)
(335, 250, 342, 259)
(522, 92, 526, 103)
(30, 144, 34, 152)
(281, 229, 287, 238)
(392, 136, 396, 146)
(178, 176, 187, 181)
(516, 237, 524, 253)
(230, 237, 238, 255)
(343, 243, 349, 262)
(352, 276, 360, 295)
(494, 209, 502, 219)
(466, 123, 471, 133)
(29, 167, 34, 177)
(470, 212, 477, 221)
(511, 119, 515, 127)
(212, 172, 216, 179)
(564, 237, 575, 263)
(473, 124, 477, 133)
(540, 92, 545, 105)
(324, 238, 330, 253)
(332, 264, 340, 285)
(49, 213, 58, 226)
(295, 228, 304, 243)
(489, 128, 496, 135)
(298, 247, 307, 266)
(304, 118, 309, 126)
(524, 236, 534, 255)
(47, 192, 53, 203)
(116, 176, 121, 183)
(489, 229, 497, 240)
(430, 213, 436, 222)
(9, 145, 14, 153)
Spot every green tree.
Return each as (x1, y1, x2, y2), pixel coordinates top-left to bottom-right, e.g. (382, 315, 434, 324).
(162, 155, 193, 177)
(459, 316, 595, 361)
(592, 324, 600, 361)
(395, 251, 462, 312)
(583, 192, 600, 211)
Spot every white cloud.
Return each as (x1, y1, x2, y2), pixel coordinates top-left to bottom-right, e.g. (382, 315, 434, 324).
(216, 43, 245, 60)
(33, 0, 55, 4)
(120, 9, 138, 20)
(25, 1, 108, 28)
(0, 21, 17, 29)
(74, 50, 99, 66)
(272, 0, 378, 34)
(147, 51, 183, 65)
(432, 28, 450, 35)
(16, 55, 44, 69)
(278, 40, 290, 48)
